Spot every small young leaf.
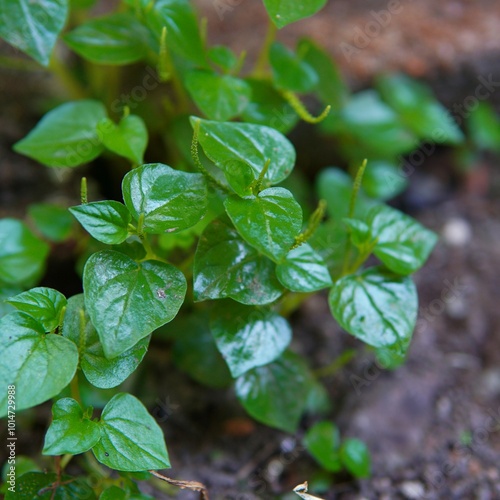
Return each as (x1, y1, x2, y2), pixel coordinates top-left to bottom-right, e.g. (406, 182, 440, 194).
(340, 438, 371, 478)
(99, 115, 148, 164)
(0, 219, 49, 287)
(208, 45, 238, 71)
(28, 203, 74, 242)
(64, 13, 151, 65)
(92, 393, 171, 471)
(0, 312, 78, 417)
(0, 0, 68, 66)
(185, 70, 251, 121)
(145, 0, 206, 66)
(14, 100, 107, 168)
(242, 78, 298, 134)
(122, 163, 208, 234)
(192, 117, 296, 184)
(235, 351, 314, 433)
(263, 0, 327, 29)
(43, 398, 101, 455)
(329, 267, 417, 354)
(361, 160, 408, 201)
(83, 250, 186, 358)
(193, 217, 283, 305)
(222, 160, 255, 197)
(276, 243, 332, 292)
(466, 101, 500, 151)
(7, 287, 66, 332)
(303, 421, 342, 472)
(367, 205, 438, 275)
(298, 38, 349, 108)
(225, 188, 302, 262)
(70, 201, 132, 245)
(209, 301, 292, 377)
(62, 294, 149, 388)
(172, 314, 232, 388)
(269, 42, 318, 93)
(342, 218, 371, 247)
(377, 73, 464, 145)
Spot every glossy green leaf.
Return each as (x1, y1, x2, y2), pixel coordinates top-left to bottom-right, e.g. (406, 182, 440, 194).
(145, 0, 206, 66)
(298, 38, 349, 108)
(329, 267, 417, 354)
(303, 421, 342, 472)
(224, 187, 302, 262)
(43, 398, 101, 455)
(83, 250, 186, 358)
(0, 219, 49, 287)
(377, 73, 464, 145)
(221, 160, 255, 197)
(172, 314, 232, 388)
(316, 168, 377, 222)
(263, 0, 327, 28)
(62, 295, 149, 388)
(269, 42, 318, 93)
(209, 301, 291, 377)
(323, 91, 417, 159)
(5, 472, 96, 500)
(99, 115, 148, 164)
(235, 351, 314, 432)
(466, 101, 500, 151)
(342, 218, 371, 247)
(340, 438, 371, 478)
(367, 205, 438, 275)
(70, 201, 132, 245)
(28, 203, 74, 242)
(192, 117, 296, 184)
(276, 243, 332, 292)
(361, 160, 408, 201)
(185, 70, 251, 121)
(208, 45, 238, 71)
(0, 312, 78, 417)
(7, 287, 66, 332)
(193, 217, 283, 305)
(0, 0, 68, 66)
(14, 100, 107, 167)
(92, 393, 171, 471)
(122, 163, 208, 234)
(241, 78, 298, 133)
(64, 13, 150, 65)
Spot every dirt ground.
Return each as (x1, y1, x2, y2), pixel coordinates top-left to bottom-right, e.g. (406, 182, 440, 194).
(1, 1, 500, 499)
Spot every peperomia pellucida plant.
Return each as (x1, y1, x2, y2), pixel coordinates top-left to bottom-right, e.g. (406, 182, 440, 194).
(0, 0, 467, 497)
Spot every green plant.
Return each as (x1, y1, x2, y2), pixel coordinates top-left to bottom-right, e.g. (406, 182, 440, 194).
(0, 0, 447, 496)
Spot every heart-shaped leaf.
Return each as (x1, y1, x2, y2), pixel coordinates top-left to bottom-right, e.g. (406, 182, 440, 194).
(43, 398, 101, 455)
(122, 163, 208, 234)
(235, 351, 314, 433)
(209, 301, 292, 377)
(0, 0, 68, 66)
(0, 312, 78, 417)
(276, 243, 332, 292)
(185, 70, 251, 121)
(83, 250, 186, 358)
(224, 187, 302, 262)
(340, 438, 371, 478)
(14, 100, 107, 167)
(7, 287, 66, 332)
(62, 294, 149, 388)
(303, 421, 342, 472)
(329, 266, 417, 354)
(99, 115, 148, 164)
(70, 201, 132, 245)
(194, 217, 283, 305)
(92, 393, 171, 471)
(263, 0, 327, 29)
(191, 117, 296, 185)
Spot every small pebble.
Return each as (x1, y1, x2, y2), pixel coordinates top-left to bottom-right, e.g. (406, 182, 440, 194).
(442, 218, 472, 246)
(400, 480, 425, 499)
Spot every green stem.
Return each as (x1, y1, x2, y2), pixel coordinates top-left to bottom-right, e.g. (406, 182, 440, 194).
(279, 292, 310, 317)
(253, 20, 277, 77)
(292, 199, 327, 249)
(314, 349, 357, 378)
(70, 373, 82, 404)
(80, 177, 88, 204)
(49, 55, 87, 100)
(251, 158, 271, 195)
(281, 90, 331, 124)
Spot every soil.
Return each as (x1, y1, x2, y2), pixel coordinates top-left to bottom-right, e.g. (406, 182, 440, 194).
(1, 1, 500, 499)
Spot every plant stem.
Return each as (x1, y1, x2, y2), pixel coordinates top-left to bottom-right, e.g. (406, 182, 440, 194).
(49, 55, 87, 100)
(70, 373, 82, 404)
(281, 90, 331, 124)
(313, 349, 357, 378)
(253, 20, 277, 77)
